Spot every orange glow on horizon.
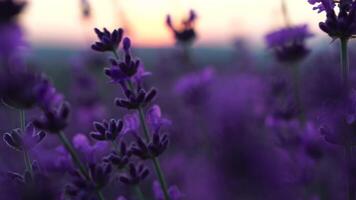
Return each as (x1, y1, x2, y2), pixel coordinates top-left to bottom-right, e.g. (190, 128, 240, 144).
(21, 0, 327, 47)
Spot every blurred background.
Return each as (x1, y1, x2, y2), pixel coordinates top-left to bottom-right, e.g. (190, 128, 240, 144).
(22, 0, 324, 48)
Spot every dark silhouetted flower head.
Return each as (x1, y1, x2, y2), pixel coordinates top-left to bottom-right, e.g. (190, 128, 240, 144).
(308, 0, 356, 39)
(166, 10, 197, 44)
(91, 28, 123, 52)
(115, 87, 157, 110)
(33, 102, 70, 133)
(90, 118, 124, 141)
(88, 162, 112, 189)
(3, 122, 46, 151)
(130, 132, 169, 160)
(119, 162, 149, 185)
(104, 142, 131, 169)
(265, 24, 313, 62)
(0, 0, 26, 23)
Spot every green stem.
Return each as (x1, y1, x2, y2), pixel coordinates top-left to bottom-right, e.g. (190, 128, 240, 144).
(137, 106, 171, 200)
(110, 48, 170, 200)
(133, 185, 146, 200)
(340, 38, 349, 87)
(58, 131, 90, 180)
(19, 110, 33, 178)
(58, 132, 106, 200)
(291, 65, 305, 123)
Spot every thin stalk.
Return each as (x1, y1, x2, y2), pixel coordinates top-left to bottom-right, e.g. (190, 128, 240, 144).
(110, 47, 170, 200)
(346, 146, 355, 200)
(133, 185, 146, 200)
(290, 64, 305, 123)
(340, 38, 349, 87)
(137, 106, 171, 200)
(58, 132, 106, 200)
(281, 0, 291, 26)
(340, 37, 353, 200)
(19, 110, 33, 178)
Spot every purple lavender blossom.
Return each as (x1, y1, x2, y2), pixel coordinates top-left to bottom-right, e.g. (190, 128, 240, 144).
(33, 102, 70, 133)
(0, 0, 26, 23)
(174, 67, 215, 107)
(90, 119, 124, 141)
(265, 24, 313, 62)
(119, 162, 149, 185)
(91, 28, 124, 52)
(166, 10, 197, 44)
(3, 122, 46, 151)
(308, 0, 356, 39)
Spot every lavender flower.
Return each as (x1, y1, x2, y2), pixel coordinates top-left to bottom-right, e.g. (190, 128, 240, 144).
(91, 28, 124, 52)
(3, 122, 46, 151)
(88, 162, 112, 189)
(265, 24, 313, 62)
(90, 119, 124, 141)
(0, 0, 26, 23)
(119, 162, 149, 185)
(130, 132, 169, 160)
(166, 10, 197, 44)
(308, 0, 356, 39)
(104, 142, 131, 169)
(33, 102, 70, 133)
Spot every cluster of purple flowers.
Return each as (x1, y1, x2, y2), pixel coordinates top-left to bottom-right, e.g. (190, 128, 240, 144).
(4, 1, 356, 200)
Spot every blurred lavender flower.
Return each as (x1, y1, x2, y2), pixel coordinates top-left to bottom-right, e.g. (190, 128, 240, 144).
(33, 102, 70, 133)
(319, 89, 356, 146)
(3, 122, 46, 151)
(265, 24, 313, 63)
(119, 162, 149, 185)
(1, 70, 42, 109)
(166, 10, 197, 45)
(174, 67, 215, 107)
(91, 28, 124, 52)
(0, 0, 26, 23)
(64, 170, 98, 200)
(90, 119, 124, 141)
(88, 162, 112, 189)
(308, 0, 356, 39)
(153, 181, 183, 200)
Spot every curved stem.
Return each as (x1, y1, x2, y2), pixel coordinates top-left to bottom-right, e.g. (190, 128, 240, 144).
(19, 110, 33, 178)
(137, 106, 171, 200)
(340, 38, 349, 87)
(134, 185, 146, 200)
(58, 132, 106, 200)
(58, 131, 90, 180)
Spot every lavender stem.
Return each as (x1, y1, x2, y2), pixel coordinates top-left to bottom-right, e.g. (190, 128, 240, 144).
(340, 37, 353, 200)
(58, 131, 106, 200)
(340, 38, 349, 87)
(19, 110, 33, 178)
(134, 185, 146, 200)
(137, 106, 171, 200)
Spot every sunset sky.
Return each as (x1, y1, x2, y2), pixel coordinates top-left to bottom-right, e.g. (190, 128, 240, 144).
(20, 0, 326, 47)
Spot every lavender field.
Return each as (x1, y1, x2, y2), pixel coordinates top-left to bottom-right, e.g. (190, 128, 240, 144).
(3, 0, 356, 200)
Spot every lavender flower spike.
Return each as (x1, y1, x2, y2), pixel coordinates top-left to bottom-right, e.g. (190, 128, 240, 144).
(265, 24, 313, 63)
(307, 0, 356, 39)
(33, 102, 70, 133)
(3, 122, 46, 151)
(91, 28, 123, 52)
